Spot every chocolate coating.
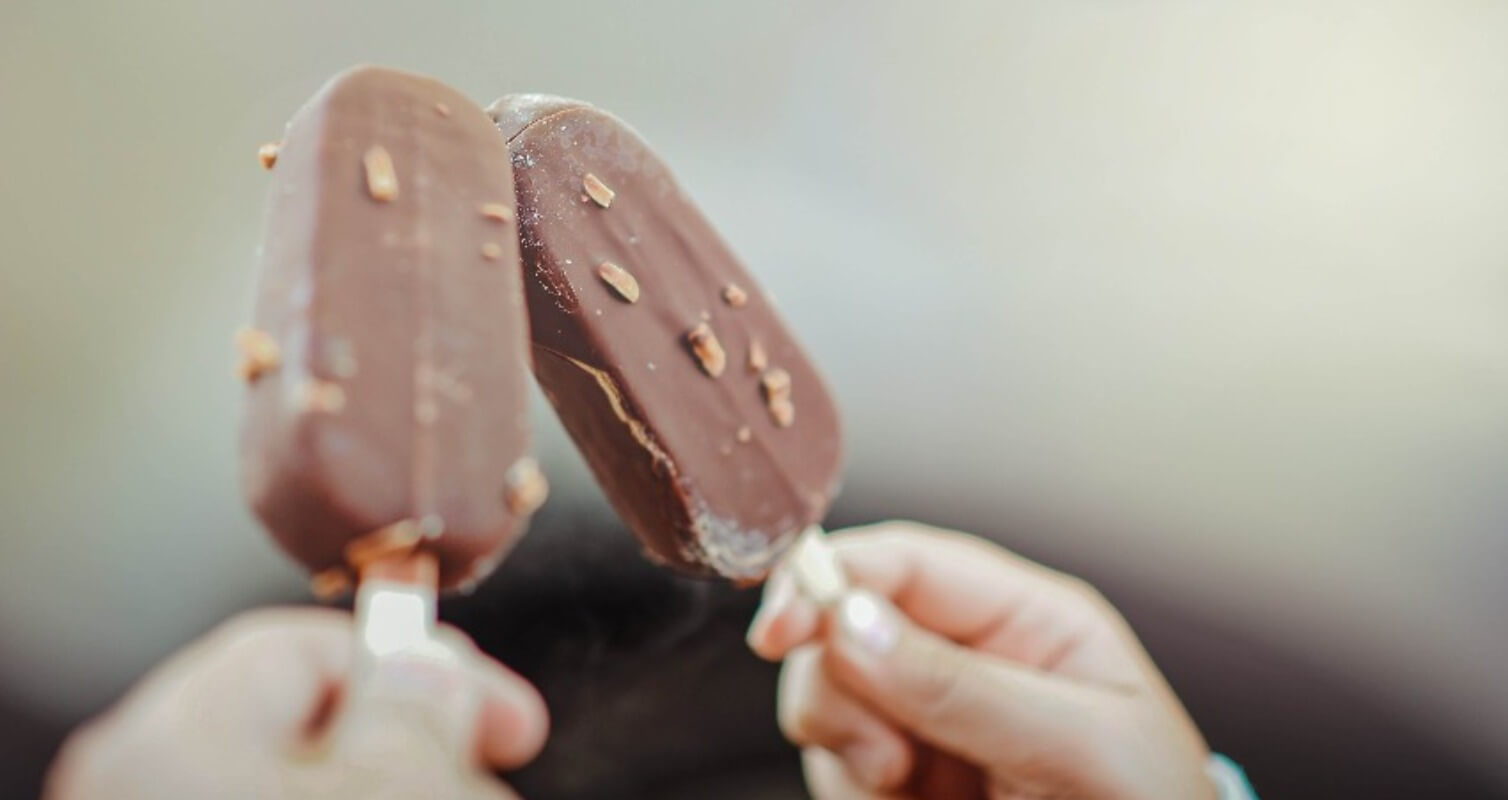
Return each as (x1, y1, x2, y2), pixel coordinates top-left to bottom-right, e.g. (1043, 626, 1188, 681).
(491, 96, 843, 580)
(241, 66, 537, 589)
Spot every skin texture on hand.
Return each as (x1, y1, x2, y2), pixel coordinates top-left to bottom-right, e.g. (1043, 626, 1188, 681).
(45, 608, 548, 800)
(747, 522, 1216, 800)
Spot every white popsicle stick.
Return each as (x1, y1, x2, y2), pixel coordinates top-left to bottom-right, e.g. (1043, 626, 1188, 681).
(787, 525, 849, 606)
(344, 555, 478, 765)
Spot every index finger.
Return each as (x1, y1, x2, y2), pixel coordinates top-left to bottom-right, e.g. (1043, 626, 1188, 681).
(749, 522, 1109, 666)
(832, 521, 1092, 642)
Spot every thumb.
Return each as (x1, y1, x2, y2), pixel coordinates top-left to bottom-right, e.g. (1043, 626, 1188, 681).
(332, 638, 482, 770)
(824, 590, 1112, 777)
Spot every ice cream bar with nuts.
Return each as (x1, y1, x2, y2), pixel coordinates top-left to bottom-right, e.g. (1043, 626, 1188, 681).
(239, 66, 546, 592)
(489, 95, 843, 581)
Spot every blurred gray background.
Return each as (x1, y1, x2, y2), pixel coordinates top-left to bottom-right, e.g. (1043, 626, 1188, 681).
(2, 0, 1506, 797)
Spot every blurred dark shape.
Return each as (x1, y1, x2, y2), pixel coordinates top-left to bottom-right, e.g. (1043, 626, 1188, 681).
(0, 689, 68, 800)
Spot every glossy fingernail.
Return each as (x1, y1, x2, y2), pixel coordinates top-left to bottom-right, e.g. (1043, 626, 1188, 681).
(842, 741, 895, 790)
(746, 570, 796, 650)
(838, 591, 899, 656)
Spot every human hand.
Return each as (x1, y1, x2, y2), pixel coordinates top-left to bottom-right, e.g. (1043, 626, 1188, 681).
(747, 522, 1214, 800)
(46, 607, 548, 800)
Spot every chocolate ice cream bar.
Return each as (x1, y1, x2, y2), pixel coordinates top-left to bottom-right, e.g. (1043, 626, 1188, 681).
(490, 95, 842, 580)
(240, 67, 545, 591)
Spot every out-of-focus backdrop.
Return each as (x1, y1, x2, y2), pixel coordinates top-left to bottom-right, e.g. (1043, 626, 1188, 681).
(3, 1, 1506, 798)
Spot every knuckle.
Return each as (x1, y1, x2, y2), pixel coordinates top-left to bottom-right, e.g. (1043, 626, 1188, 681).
(880, 519, 935, 539)
(881, 519, 957, 549)
(838, 519, 933, 550)
(906, 641, 973, 729)
(776, 651, 833, 746)
(776, 674, 826, 745)
(888, 522, 997, 562)
(1060, 575, 1125, 627)
(776, 697, 819, 745)
(1062, 574, 1105, 604)
(204, 609, 292, 653)
(775, 670, 813, 743)
(197, 607, 343, 665)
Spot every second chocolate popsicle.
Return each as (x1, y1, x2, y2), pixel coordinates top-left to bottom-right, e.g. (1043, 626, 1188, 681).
(491, 95, 843, 580)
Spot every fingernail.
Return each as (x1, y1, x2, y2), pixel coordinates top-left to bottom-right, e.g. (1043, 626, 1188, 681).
(842, 741, 895, 790)
(838, 591, 898, 656)
(746, 571, 796, 649)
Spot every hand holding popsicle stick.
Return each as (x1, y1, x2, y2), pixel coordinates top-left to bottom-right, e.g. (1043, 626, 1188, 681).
(45, 594, 547, 800)
(46, 65, 562, 800)
(493, 86, 1243, 800)
(752, 522, 1222, 800)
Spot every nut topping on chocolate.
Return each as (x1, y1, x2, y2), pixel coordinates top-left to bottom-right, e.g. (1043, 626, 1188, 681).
(235, 326, 281, 382)
(503, 457, 549, 515)
(344, 519, 422, 570)
(309, 567, 352, 599)
(747, 339, 768, 373)
(362, 145, 398, 202)
(596, 261, 641, 303)
(721, 283, 748, 307)
(582, 172, 615, 207)
(480, 203, 514, 224)
(761, 368, 795, 427)
(760, 367, 792, 403)
(769, 399, 795, 428)
(686, 322, 727, 377)
(257, 142, 280, 170)
(736, 425, 752, 443)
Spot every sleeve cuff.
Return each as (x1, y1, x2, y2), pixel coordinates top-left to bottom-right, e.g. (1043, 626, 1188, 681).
(1206, 753, 1258, 799)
